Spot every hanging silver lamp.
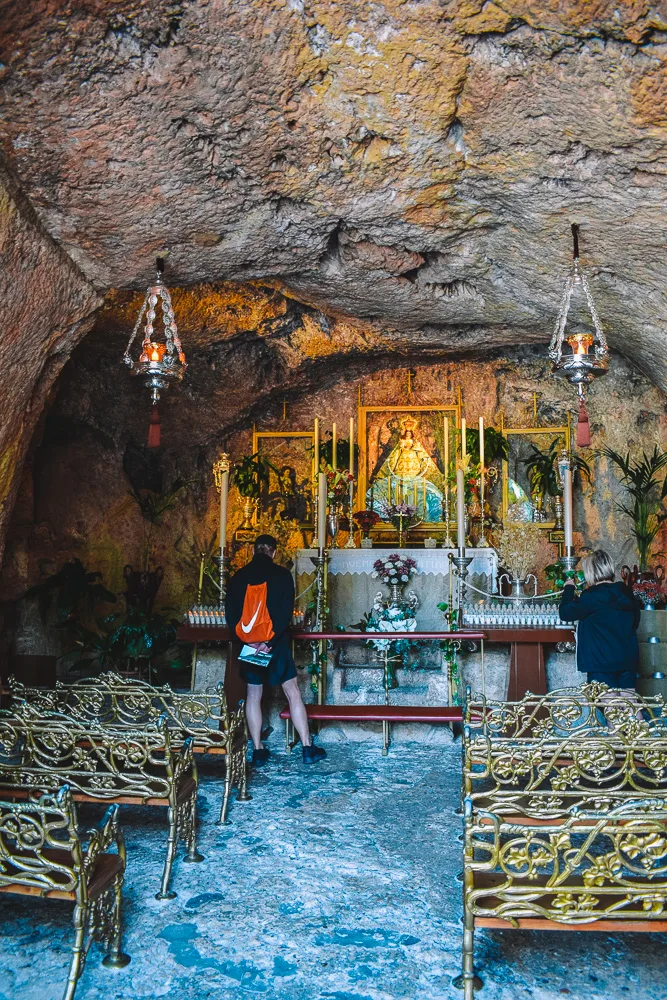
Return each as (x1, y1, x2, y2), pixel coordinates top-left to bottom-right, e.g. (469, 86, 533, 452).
(548, 224, 609, 445)
(122, 257, 186, 447)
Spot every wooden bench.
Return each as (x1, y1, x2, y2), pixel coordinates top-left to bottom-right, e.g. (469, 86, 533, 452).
(0, 785, 130, 1000)
(9, 673, 250, 824)
(460, 683, 667, 997)
(280, 703, 463, 755)
(0, 709, 202, 900)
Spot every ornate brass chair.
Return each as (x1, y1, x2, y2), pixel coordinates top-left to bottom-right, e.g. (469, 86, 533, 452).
(0, 785, 130, 1000)
(461, 683, 667, 996)
(462, 796, 667, 1000)
(9, 673, 250, 824)
(0, 710, 202, 899)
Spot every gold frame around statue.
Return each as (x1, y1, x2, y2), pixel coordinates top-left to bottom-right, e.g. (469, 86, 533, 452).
(251, 428, 316, 528)
(501, 416, 571, 529)
(357, 402, 460, 537)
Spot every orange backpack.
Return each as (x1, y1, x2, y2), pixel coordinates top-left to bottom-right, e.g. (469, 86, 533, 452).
(236, 582, 275, 644)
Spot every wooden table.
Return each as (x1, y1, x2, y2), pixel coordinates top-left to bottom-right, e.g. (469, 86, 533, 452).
(481, 628, 576, 700)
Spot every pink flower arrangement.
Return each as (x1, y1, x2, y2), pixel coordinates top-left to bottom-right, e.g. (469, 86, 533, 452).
(633, 580, 664, 607)
(372, 553, 418, 585)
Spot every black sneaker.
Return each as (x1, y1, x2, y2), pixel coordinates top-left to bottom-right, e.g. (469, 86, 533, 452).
(252, 747, 270, 766)
(302, 744, 326, 764)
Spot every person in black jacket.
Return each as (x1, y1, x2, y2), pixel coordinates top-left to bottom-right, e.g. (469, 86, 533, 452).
(226, 535, 326, 766)
(559, 549, 641, 688)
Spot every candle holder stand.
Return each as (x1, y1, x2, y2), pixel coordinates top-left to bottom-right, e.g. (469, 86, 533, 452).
(345, 479, 356, 548)
(477, 472, 489, 547)
(312, 547, 330, 704)
(559, 549, 579, 579)
(451, 552, 474, 625)
(215, 551, 227, 613)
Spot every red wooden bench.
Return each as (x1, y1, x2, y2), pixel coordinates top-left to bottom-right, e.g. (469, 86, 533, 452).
(280, 703, 463, 755)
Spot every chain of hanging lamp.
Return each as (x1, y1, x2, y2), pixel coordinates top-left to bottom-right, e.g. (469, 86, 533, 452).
(548, 224, 610, 446)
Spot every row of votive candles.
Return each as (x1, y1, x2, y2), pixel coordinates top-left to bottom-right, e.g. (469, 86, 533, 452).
(462, 603, 566, 628)
(186, 606, 225, 625)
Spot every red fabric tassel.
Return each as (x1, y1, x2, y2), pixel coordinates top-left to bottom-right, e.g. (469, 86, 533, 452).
(147, 404, 161, 448)
(576, 397, 590, 447)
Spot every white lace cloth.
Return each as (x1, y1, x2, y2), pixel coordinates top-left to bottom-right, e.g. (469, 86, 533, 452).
(296, 547, 498, 589)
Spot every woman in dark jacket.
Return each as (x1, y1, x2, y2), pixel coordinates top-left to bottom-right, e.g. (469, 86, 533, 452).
(559, 549, 641, 688)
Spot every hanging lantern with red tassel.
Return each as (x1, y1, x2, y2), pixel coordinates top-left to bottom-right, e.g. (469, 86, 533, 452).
(122, 257, 186, 447)
(548, 224, 609, 447)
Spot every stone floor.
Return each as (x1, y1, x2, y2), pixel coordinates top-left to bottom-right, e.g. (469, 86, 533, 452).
(1, 737, 666, 1000)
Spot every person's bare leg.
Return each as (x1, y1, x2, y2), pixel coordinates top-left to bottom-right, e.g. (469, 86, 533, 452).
(245, 683, 264, 749)
(281, 677, 311, 747)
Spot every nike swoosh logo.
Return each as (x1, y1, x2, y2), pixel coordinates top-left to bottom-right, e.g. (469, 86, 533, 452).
(241, 604, 262, 633)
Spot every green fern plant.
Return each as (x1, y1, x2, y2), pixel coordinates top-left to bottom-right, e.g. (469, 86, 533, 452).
(603, 446, 667, 572)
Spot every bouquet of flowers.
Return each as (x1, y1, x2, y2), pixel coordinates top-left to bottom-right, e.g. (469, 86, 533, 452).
(353, 509, 380, 537)
(633, 580, 665, 608)
(380, 502, 420, 529)
(326, 467, 354, 504)
(372, 553, 418, 585)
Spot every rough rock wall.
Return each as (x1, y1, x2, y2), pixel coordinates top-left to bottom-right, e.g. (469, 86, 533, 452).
(1, 280, 665, 620)
(0, 162, 101, 565)
(0, 1, 665, 381)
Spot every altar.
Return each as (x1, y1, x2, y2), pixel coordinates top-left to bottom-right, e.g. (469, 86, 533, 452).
(294, 547, 498, 631)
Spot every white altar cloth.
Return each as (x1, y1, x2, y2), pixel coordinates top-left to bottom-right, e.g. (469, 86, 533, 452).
(294, 548, 498, 631)
(296, 547, 498, 590)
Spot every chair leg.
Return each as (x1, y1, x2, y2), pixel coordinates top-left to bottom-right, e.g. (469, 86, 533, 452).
(64, 902, 88, 1000)
(217, 760, 233, 825)
(156, 805, 179, 900)
(183, 791, 205, 863)
(101, 875, 131, 969)
(235, 746, 252, 803)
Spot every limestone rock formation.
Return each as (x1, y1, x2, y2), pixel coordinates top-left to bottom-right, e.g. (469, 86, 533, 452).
(0, 0, 666, 562)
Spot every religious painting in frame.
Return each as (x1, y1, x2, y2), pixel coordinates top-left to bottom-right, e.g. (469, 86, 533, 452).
(251, 429, 315, 527)
(357, 404, 460, 533)
(501, 419, 571, 529)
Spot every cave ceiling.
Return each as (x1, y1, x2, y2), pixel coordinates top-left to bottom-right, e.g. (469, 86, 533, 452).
(1, 0, 666, 382)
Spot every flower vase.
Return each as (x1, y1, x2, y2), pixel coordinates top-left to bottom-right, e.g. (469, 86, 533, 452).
(552, 495, 564, 530)
(327, 510, 340, 546)
(389, 581, 405, 608)
(240, 496, 256, 531)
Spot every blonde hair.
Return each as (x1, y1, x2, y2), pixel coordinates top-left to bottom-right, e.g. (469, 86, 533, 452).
(582, 549, 615, 587)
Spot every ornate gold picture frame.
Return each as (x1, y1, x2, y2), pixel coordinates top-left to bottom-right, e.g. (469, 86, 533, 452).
(357, 403, 460, 535)
(501, 419, 571, 529)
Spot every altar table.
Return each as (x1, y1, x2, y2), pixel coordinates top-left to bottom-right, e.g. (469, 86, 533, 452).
(176, 625, 572, 703)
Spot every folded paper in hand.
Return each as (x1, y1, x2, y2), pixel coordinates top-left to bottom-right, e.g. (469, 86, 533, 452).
(239, 644, 272, 668)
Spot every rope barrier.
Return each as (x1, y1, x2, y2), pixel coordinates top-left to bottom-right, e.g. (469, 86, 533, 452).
(461, 579, 566, 602)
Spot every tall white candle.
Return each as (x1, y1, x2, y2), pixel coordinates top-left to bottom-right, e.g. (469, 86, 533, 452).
(219, 469, 229, 554)
(444, 416, 449, 476)
(314, 417, 320, 474)
(461, 416, 466, 459)
(456, 467, 466, 553)
(563, 468, 574, 550)
(317, 472, 327, 550)
(349, 416, 354, 475)
(478, 417, 484, 471)
(332, 422, 337, 470)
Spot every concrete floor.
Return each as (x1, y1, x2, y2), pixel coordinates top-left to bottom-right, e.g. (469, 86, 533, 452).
(1, 737, 666, 1000)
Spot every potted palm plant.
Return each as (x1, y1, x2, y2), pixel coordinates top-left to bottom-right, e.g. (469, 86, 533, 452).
(522, 441, 590, 524)
(603, 446, 667, 579)
(232, 453, 275, 530)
